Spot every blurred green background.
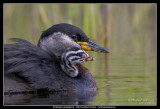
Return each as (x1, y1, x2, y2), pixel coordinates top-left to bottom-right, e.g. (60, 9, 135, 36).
(3, 4, 157, 105)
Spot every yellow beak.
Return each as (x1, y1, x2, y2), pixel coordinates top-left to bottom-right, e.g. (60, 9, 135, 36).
(77, 41, 109, 53)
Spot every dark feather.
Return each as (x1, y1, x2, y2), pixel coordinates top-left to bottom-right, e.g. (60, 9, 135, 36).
(4, 38, 59, 89)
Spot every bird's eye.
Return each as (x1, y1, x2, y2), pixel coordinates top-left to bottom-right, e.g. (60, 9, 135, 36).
(72, 35, 79, 41)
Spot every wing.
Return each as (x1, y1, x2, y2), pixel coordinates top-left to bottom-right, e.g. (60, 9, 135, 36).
(4, 38, 61, 91)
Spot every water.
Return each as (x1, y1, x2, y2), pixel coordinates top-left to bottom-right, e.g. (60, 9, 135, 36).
(91, 53, 156, 105)
(4, 90, 97, 105)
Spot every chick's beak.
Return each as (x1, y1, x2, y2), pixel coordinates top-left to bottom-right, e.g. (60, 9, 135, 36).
(81, 53, 95, 61)
(77, 40, 109, 53)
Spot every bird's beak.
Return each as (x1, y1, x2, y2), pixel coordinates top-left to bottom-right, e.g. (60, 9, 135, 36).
(77, 40, 109, 53)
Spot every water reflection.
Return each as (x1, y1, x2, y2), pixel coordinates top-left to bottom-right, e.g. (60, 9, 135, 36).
(4, 90, 97, 105)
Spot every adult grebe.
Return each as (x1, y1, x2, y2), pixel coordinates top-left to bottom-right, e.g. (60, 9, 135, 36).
(4, 23, 109, 93)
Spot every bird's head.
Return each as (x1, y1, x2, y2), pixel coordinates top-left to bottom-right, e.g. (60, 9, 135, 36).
(38, 23, 109, 57)
(61, 47, 94, 65)
(61, 47, 94, 77)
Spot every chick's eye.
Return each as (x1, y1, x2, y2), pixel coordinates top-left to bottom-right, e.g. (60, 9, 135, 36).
(77, 52, 83, 56)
